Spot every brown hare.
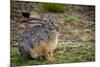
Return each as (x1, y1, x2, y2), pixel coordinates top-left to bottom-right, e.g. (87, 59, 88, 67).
(18, 15, 59, 62)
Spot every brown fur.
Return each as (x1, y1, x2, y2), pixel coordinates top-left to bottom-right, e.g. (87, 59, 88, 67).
(31, 40, 55, 62)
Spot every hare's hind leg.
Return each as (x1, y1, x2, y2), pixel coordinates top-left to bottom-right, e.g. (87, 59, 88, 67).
(44, 51, 55, 63)
(31, 40, 55, 62)
(38, 41, 54, 62)
(39, 41, 55, 62)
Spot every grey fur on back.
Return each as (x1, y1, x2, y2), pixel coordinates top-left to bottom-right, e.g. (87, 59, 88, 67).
(18, 16, 57, 58)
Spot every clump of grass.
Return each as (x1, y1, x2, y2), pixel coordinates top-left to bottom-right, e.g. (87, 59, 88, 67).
(42, 3, 65, 13)
(66, 16, 79, 24)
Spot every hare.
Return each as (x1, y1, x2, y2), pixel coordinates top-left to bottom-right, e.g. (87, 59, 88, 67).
(18, 16, 58, 62)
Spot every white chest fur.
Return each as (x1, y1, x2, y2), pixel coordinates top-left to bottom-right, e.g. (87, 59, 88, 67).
(49, 31, 59, 51)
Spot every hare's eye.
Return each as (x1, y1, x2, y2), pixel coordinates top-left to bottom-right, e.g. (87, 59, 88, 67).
(51, 23, 53, 26)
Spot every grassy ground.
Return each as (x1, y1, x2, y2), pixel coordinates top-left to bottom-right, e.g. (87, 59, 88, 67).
(11, 41, 95, 66)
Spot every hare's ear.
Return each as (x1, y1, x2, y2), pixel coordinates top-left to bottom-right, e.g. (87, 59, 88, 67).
(21, 11, 30, 18)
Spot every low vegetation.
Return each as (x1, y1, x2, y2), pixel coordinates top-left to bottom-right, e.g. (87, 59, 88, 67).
(11, 42, 95, 66)
(66, 16, 79, 24)
(42, 3, 65, 13)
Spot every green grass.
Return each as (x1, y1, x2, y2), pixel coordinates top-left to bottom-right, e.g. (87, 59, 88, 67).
(42, 3, 65, 13)
(11, 41, 95, 66)
(66, 16, 79, 24)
